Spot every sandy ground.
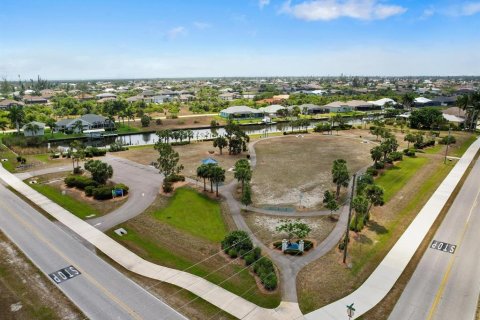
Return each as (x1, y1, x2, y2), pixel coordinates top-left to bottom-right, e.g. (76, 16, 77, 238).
(114, 141, 246, 183)
(243, 212, 336, 245)
(251, 134, 373, 209)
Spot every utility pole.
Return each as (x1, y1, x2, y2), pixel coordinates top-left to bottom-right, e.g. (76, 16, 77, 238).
(343, 173, 356, 264)
(444, 125, 451, 164)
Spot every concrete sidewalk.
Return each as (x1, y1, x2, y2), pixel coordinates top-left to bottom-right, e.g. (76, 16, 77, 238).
(0, 165, 303, 320)
(305, 137, 480, 320)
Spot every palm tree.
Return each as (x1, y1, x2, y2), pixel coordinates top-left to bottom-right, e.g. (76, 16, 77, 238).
(234, 159, 252, 193)
(196, 164, 209, 191)
(0, 117, 8, 133)
(365, 184, 385, 219)
(7, 105, 25, 133)
(210, 165, 226, 197)
(72, 120, 84, 133)
(24, 123, 39, 136)
(402, 93, 415, 111)
(332, 159, 350, 199)
(46, 118, 57, 137)
(213, 136, 228, 155)
(457, 92, 480, 131)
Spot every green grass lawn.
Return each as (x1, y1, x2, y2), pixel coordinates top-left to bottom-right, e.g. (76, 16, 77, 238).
(115, 124, 141, 134)
(452, 135, 478, 157)
(350, 160, 454, 276)
(152, 188, 227, 242)
(376, 156, 429, 202)
(109, 227, 281, 308)
(29, 183, 100, 219)
(0, 144, 17, 172)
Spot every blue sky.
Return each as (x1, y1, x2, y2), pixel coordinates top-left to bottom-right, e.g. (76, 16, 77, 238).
(1, 0, 479, 79)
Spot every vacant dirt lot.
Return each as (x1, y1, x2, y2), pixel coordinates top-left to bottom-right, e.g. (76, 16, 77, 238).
(251, 134, 373, 209)
(114, 141, 246, 183)
(243, 212, 336, 246)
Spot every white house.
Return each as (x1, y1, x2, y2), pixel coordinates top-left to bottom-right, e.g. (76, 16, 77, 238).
(219, 106, 263, 119)
(258, 104, 285, 116)
(323, 101, 353, 113)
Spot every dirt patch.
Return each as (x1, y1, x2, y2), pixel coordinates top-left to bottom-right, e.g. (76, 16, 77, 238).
(114, 141, 246, 183)
(251, 134, 372, 209)
(243, 212, 336, 245)
(0, 232, 82, 320)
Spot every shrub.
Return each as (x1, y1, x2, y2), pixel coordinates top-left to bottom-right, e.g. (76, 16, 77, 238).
(64, 175, 97, 189)
(366, 167, 378, 176)
(221, 231, 253, 254)
(73, 166, 83, 174)
(92, 186, 113, 200)
(171, 141, 190, 146)
(228, 248, 238, 259)
(389, 151, 403, 161)
(109, 143, 128, 152)
(141, 115, 151, 127)
(84, 147, 106, 157)
(244, 253, 256, 265)
(273, 241, 282, 250)
(284, 248, 303, 255)
(162, 180, 173, 193)
(253, 258, 277, 290)
(440, 135, 456, 145)
(156, 119, 162, 125)
(304, 240, 314, 251)
(374, 161, 385, 170)
(403, 148, 416, 157)
(84, 185, 95, 197)
(262, 274, 278, 291)
(114, 183, 129, 194)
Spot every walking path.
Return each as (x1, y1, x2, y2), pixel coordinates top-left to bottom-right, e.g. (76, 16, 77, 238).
(0, 164, 303, 320)
(4, 133, 478, 319)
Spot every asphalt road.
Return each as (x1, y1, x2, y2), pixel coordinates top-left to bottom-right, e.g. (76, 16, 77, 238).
(0, 183, 186, 320)
(389, 158, 480, 320)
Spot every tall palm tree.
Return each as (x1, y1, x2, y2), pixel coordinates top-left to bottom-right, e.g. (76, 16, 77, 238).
(46, 118, 57, 137)
(332, 159, 350, 199)
(7, 105, 25, 133)
(196, 164, 209, 191)
(210, 165, 226, 197)
(72, 120, 84, 133)
(402, 93, 415, 111)
(234, 159, 252, 193)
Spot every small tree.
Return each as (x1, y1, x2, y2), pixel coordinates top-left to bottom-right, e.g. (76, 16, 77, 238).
(84, 160, 113, 185)
(323, 190, 339, 216)
(404, 133, 416, 149)
(213, 136, 228, 155)
(370, 146, 383, 165)
(241, 182, 253, 208)
(351, 196, 369, 232)
(234, 159, 252, 193)
(365, 184, 385, 219)
(141, 115, 151, 127)
(210, 165, 225, 197)
(276, 219, 312, 240)
(332, 159, 350, 199)
(46, 118, 57, 137)
(154, 142, 184, 180)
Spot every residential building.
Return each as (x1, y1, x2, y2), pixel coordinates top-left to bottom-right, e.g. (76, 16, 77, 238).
(22, 121, 45, 137)
(219, 106, 263, 119)
(0, 99, 24, 109)
(23, 95, 48, 104)
(55, 114, 114, 133)
(323, 101, 353, 113)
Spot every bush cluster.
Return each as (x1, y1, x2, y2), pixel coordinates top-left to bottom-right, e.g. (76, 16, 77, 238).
(388, 151, 403, 162)
(84, 147, 106, 157)
(92, 186, 113, 200)
(109, 143, 128, 152)
(403, 148, 416, 157)
(414, 140, 435, 149)
(171, 141, 190, 146)
(253, 258, 277, 290)
(64, 175, 97, 189)
(162, 174, 185, 193)
(439, 135, 456, 145)
(221, 231, 277, 290)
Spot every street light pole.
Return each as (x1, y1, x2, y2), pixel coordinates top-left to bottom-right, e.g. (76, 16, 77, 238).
(444, 125, 451, 164)
(343, 173, 356, 264)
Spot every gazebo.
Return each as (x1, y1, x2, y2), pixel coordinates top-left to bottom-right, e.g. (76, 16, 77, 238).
(201, 158, 218, 165)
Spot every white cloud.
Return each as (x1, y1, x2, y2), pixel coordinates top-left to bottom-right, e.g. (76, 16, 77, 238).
(459, 2, 480, 16)
(423, 2, 480, 18)
(193, 21, 211, 30)
(280, 0, 407, 21)
(259, 0, 270, 8)
(166, 26, 187, 39)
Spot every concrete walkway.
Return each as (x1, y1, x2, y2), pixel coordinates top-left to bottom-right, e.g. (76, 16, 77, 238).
(305, 137, 480, 320)
(0, 164, 303, 320)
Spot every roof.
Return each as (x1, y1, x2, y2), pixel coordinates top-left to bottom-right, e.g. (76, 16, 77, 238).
(96, 93, 117, 98)
(201, 158, 218, 165)
(344, 100, 373, 107)
(299, 104, 324, 110)
(324, 101, 347, 108)
(414, 97, 433, 104)
(442, 107, 466, 118)
(443, 114, 464, 123)
(80, 114, 107, 124)
(22, 121, 45, 130)
(220, 106, 259, 114)
(258, 104, 285, 113)
(368, 98, 397, 107)
(0, 99, 24, 107)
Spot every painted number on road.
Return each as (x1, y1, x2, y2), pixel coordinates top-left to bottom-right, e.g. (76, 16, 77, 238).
(430, 240, 456, 254)
(49, 266, 81, 284)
